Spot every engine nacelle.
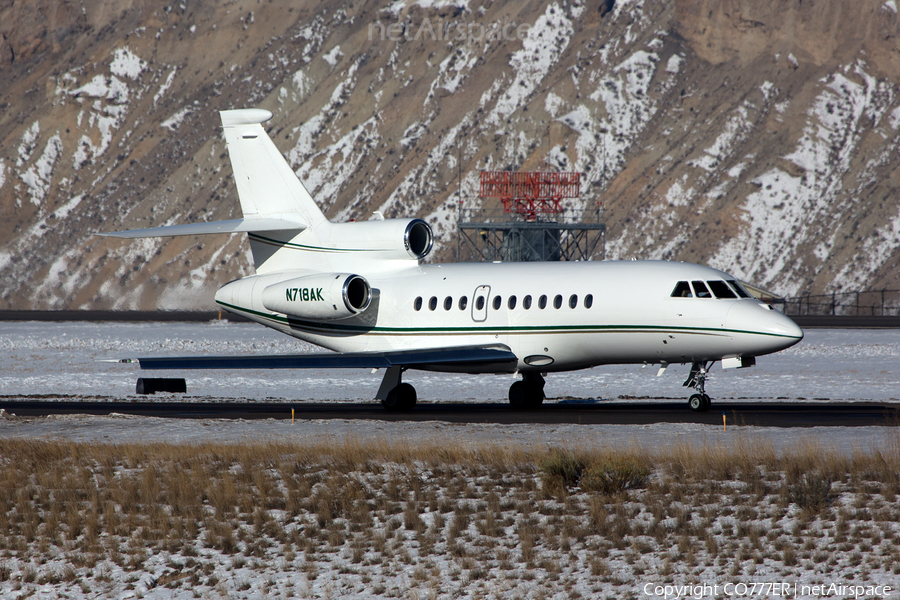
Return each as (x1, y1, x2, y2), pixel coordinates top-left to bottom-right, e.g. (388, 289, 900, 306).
(261, 273, 371, 320)
(326, 218, 434, 261)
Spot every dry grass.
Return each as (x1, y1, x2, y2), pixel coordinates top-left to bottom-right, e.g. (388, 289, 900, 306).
(0, 434, 899, 597)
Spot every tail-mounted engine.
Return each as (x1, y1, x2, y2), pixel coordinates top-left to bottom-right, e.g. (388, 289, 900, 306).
(261, 273, 371, 320)
(325, 218, 434, 261)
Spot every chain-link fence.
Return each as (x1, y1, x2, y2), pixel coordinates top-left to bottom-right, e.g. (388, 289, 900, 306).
(780, 289, 900, 316)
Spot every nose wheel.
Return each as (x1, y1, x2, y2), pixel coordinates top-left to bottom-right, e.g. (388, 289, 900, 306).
(684, 361, 713, 412)
(688, 393, 711, 412)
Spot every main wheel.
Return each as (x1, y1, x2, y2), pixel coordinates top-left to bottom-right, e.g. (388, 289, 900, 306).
(701, 394, 712, 411)
(509, 381, 544, 409)
(689, 394, 705, 412)
(382, 382, 417, 411)
(508, 381, 529, 409)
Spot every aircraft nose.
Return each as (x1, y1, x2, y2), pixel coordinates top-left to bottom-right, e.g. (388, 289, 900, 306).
(726, 301, 803, 352)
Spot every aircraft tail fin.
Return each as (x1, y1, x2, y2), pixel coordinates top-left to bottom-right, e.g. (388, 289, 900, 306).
(219, 109, 328, 229)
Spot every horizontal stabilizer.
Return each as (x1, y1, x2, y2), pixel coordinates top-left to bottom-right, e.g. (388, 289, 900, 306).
(133, 346, 518, 374)
(100, 215, 307, 238)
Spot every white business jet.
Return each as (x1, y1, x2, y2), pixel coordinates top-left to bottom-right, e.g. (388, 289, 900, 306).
(104, 108, 803, 411)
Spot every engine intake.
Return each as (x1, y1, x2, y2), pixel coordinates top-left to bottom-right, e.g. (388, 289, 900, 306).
(404, 219, 433, 259)
(261, 273, 371, 320)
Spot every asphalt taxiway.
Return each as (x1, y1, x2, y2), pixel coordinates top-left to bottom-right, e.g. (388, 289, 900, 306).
(2, 399, 897, 427)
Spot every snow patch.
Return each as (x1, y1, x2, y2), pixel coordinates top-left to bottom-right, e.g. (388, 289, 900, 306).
(546, 144, 570, 170)
(490, 3, 574, 123)
(557, 106, 592, 134)
(292, 69, 308, 97)
(109, 47, 147, 80)
(833, 208, 900, 289)
(16, 122, 40, 168)
(414, 0, 469, 9)
(21, 134, 63, 206)
(153, 67, 177, 106)
(428, 47, 477, 98)
(665, 175, 692, 207)
(295, 118, 380, 210)
(54, 194, 84, 220)
(544, 91, 564, 117)
(665, 54, 682, 74)
(688, 106, 752, 172)
(71, 74, 110, 98)
(889, 105, 900, 129)
(884, 0, 898, 13)
(322, 45, 343, 67)
(710, 64, 893, 294)
(589, 50, 659, 136)
(727, 162, 747, 178)
(161, 107, 192, 130)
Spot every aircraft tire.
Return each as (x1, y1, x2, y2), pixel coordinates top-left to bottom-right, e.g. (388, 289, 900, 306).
(702, 394, 712, 411)
(509, 381, 543, 409)
(508, 381, 528, 408)
(382, 383, 417, 411)
(689, 394, 705, 412)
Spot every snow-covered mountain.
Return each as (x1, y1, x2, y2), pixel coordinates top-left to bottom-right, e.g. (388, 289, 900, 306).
(1, 0, 898, 310)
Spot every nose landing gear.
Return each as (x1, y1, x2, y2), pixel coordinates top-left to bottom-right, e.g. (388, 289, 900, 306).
(684, 361, 713, 412)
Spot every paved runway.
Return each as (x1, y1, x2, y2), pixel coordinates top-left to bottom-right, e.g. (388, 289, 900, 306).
(2, 399, 897, 427)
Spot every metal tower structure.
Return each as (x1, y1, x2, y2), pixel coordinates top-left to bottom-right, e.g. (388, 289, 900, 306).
(457, 171, 605, 263)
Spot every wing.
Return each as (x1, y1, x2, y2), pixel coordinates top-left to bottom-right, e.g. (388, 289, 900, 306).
(131, 345, 518, 375)
(100, 215, 306, 239)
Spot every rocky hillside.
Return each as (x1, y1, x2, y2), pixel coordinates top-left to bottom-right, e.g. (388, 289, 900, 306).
(1, 0, 899, 310)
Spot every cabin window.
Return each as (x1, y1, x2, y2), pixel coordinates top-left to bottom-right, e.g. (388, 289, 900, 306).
(727, 280, 751, 298)
(554, 295, 563, 309)
(459, 296, 468, 310)
(429, 296, 438, 310)
(707, 280, 737, 299)
(523, 295, 532, 309)
(584, 294, 593, 309)
(414, 297, 423, 311)
(691, 281, 712, 298)
(671, 281, 692, 298)
(508, 295, 517, 310)
(475, 296, 485, 310)
(569, 294, 578, 309)
(492, 296, 502, 310)
(444, 296, 453, 310)
(538, 295, 548, 309)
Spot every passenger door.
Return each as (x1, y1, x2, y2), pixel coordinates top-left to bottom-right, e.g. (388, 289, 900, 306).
(471, 285, 490, 322)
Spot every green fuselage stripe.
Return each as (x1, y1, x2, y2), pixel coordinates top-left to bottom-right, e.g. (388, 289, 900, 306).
(216, 301, 802, 340)
(248, 233, 378, 253)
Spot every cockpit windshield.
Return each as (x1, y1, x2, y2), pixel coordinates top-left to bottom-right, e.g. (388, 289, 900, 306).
(670, 281, 693, 298)
(727, 280, 751, 298)
(707, 280, 737, 299)
(691, 281, 712, 298)
(671, 280, 753, 300)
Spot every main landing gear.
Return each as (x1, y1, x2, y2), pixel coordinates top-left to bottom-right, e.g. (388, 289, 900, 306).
(684, 361, 713, 412)
(508, 373, 545, 409)
(377, 366, 417, 411)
